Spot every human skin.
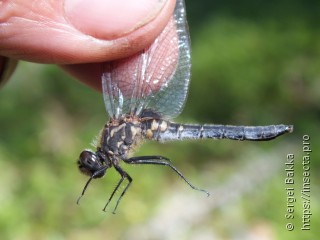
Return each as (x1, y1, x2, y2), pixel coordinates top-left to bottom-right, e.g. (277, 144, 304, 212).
(0, 0, 176, 90)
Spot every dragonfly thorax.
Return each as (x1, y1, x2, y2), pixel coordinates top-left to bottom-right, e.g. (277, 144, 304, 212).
(101, 117, 143, 160)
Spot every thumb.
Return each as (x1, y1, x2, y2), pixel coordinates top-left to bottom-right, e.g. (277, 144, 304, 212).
(0, 0, 175, 64)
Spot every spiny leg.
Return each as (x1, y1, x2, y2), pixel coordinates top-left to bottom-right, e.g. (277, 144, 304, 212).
(77, 166, 108, 204)
(102, 165, 132, 214)
(77, 177, 93, 205)
(124, 155, 210, 196)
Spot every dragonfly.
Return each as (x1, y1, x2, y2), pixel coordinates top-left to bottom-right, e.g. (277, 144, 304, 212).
(76, 0, 293, 213)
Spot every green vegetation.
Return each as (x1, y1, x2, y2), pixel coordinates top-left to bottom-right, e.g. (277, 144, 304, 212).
(0, 0, 318, 239)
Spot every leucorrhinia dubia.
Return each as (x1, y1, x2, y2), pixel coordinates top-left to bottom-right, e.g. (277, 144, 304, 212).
(76, 0, 293, 213)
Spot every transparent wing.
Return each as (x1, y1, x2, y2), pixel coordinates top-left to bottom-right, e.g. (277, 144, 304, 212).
(102, 0, 190, 119)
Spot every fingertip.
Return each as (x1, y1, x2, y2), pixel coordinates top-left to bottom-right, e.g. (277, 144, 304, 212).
(64, 0, 171, 40)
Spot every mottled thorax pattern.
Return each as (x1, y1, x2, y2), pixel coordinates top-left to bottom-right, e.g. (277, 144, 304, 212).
(101, 118, 142, 160)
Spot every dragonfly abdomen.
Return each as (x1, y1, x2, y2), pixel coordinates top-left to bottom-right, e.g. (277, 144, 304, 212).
(154, 123, 293, 142)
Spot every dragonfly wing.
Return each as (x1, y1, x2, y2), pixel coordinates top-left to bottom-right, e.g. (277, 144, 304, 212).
(102, 0, 190, 119)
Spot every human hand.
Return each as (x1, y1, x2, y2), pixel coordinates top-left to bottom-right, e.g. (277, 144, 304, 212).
(0, 0, 176, 90)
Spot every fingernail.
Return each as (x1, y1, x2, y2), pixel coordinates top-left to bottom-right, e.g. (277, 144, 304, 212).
(64, 0, 168, 40)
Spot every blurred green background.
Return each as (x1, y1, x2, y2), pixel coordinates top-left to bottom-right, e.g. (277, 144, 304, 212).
(0, 0, 319, 239)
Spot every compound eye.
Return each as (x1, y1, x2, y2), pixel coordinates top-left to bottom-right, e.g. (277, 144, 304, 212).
(77, 150, 102, 176)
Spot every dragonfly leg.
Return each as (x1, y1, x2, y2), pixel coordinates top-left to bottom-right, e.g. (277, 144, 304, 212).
(77, 166, 108, 205)
(123, 156, 210, 196)
(103, 164, 132, 214)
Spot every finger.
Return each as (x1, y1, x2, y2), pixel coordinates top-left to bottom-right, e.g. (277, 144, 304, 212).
(0, 0, 175, 64)
(61, 14, 179, 91)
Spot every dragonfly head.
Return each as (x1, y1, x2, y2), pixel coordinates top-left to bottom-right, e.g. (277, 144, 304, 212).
(77, 150, 107, 178)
